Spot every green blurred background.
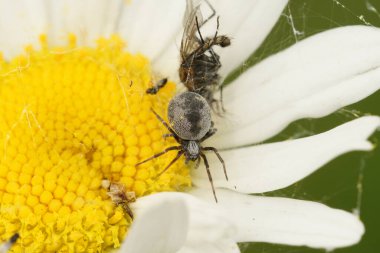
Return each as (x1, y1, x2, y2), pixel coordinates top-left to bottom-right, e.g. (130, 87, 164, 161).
(232, 0, 380, 252)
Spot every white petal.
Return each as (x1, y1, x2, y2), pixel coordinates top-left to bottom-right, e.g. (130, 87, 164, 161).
(46, 0, 123, 46)
(153, 0, 287, 81)
(0, 0, 47, 59)
(121, 193, 189, 253)
(192, 189, 365, 249)
(194, 116, 380, 194)
(207, 0, 288, 77)
(128, 192, 239, 253)
(178, 194, 239, 253)
(117, 0, 185, 66)
(213, 26, 380, 148)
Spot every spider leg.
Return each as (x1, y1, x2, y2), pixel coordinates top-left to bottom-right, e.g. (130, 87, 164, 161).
(203, 147, 228, 181)
(194, 157, 201, 170)
(151, 109, 181, 143)
(200, 127, 217, 142)
(210, 97, 224, 116)
(156, 150, 185, 178)
(162, 133, 175, 139)
(135, 146, 181, 167)
(219, 84, 226, 113)
(200, 153, 218, 202)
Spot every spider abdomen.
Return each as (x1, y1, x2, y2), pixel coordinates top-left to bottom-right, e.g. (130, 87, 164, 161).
(168, 91, 211, 140)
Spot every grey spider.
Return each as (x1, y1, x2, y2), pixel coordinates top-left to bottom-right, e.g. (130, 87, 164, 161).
(135, 91, 228, 202)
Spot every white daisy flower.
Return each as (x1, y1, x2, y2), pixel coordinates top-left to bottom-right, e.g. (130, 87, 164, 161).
(0, 0, 379, 253)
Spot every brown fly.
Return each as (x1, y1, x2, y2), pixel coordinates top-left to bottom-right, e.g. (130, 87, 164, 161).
(179, 0, 231, 112)
(102, 180, 136, 219)
(145, 0, 231, 112)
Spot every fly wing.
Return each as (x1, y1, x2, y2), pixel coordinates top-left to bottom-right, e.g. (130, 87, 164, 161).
(182, 0, 202, 26)
(180, 0, 203, 59)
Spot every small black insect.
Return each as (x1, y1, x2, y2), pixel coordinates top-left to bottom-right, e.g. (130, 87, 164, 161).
(0, 233, 19, 252)
(179, 0, 231, 112)
(136, 91, 227, 202)
(146, 78, 168, 95)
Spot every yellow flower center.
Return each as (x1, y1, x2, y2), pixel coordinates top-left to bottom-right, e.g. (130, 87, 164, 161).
(0, 35, 191, 252)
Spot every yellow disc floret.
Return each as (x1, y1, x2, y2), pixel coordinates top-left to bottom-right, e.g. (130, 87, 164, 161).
(0, 35, 191, 252)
